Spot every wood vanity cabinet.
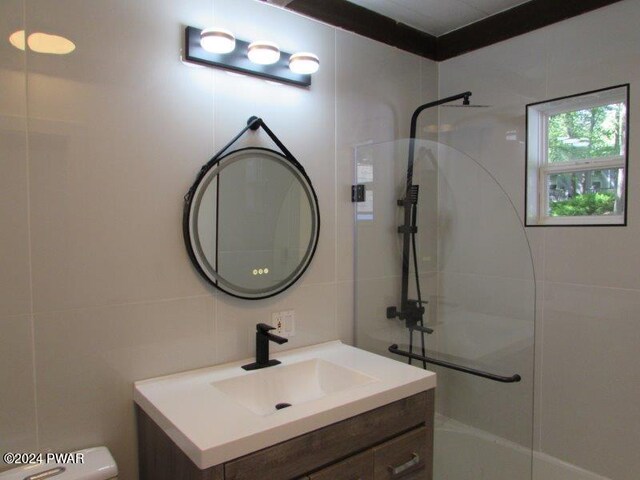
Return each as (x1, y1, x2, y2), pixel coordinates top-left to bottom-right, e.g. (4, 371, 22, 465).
(137, 389, 434, 480)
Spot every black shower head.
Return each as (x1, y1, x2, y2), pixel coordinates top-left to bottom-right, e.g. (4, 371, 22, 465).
(444, 92, 491, 108)
(442, 104, 492, 107)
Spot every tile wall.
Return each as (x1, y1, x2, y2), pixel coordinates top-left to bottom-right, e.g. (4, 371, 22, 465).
(0, 0, 437, 478)
(438, 1, 640, 478)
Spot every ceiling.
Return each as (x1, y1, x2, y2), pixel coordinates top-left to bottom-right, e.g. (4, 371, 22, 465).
(344, 0, 529, 36)
(274, 0, 624, 60)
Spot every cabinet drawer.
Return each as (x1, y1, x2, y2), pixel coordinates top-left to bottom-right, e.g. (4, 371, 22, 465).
(308, 450, 374, 480)
(373, 427, 429, 480)
(224, 393, 428, 480)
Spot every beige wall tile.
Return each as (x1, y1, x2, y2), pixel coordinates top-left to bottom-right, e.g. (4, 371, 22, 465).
(418, 58, 440, 143)
(434, 270, 535, 446)
(0, 0, 30, 318)
(438, 2, 640, 477)
(354, 276, 402, 355)
(437, 28, 549, 218)
(0, 315, 38, 471)
(336, 30, 428, 285)
(541, 282, 640, 480)
(26, 0, 214, 313)
(541, 0, 640, 290)
(215, 282, 337, 364)
(336, 281, 354, 345)
(34, 295, 215, 480)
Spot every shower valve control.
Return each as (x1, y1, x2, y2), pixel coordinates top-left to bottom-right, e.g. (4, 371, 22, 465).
(387, 300, 427, 320)
(386, 302, 426, 320)
(387, 300, 431, 333)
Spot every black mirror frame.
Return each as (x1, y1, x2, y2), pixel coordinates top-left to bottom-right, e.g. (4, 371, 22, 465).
(182, 118, 320, 300)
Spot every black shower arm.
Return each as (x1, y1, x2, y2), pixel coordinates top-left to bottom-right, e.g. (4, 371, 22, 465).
(409, 91, 471, 140)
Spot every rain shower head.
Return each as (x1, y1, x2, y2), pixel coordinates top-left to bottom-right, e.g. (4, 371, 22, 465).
(442, 103, 492, 107)
(444, 94, 491, 108)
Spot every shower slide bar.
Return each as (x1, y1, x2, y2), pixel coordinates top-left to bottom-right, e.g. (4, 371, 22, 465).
(388, 344, 522, 383)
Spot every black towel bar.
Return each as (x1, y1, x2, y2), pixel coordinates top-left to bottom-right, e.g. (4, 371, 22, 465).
(388, 344, 522, 383)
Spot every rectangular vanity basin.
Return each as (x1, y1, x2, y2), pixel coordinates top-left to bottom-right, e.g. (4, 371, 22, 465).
(212, 359, 376, 416)
(134, 341, 436, 469)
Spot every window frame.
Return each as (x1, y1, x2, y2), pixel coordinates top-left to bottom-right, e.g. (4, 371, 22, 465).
(525, 84, 630, 227)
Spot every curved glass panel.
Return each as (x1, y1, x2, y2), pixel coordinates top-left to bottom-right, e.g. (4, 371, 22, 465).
(354, 139, 535, 480)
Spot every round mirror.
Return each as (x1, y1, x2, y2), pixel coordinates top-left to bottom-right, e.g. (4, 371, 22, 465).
(184, 147, 320, 299)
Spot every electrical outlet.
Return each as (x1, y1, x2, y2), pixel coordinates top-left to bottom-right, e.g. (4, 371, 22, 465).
(272, 311, 284, 335)
(272, 310, 295, 337)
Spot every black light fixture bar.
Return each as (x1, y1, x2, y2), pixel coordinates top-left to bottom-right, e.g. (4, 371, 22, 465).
(184, 26, 311, 87)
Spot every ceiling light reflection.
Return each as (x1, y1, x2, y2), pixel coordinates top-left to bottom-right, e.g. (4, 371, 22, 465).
(9, 30, 75, 55)
(9, 30, 25, 50)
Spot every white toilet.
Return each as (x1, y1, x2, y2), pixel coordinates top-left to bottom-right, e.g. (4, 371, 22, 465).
(0, 447, 117, 480)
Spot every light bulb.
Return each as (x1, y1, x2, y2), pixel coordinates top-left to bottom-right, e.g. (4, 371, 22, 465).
(247, 41, 280, 65)
(289, 52, 319, 74)
(200, 28, 236, 54)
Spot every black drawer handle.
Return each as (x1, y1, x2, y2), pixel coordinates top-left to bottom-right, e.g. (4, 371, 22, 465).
(388, 452, 420, 476)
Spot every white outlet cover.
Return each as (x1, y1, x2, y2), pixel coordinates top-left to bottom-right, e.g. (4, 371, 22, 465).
(272, 312, 284, 335)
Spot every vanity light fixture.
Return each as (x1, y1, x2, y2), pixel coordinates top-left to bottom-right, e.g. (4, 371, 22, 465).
(200, 27, 236, 54)
(183, 26, 317, 87)
(289, 52, 320, 74)
(247, 41, 280, 65)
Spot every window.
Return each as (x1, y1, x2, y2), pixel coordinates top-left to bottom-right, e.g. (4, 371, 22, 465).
(526, 84, 629, 226)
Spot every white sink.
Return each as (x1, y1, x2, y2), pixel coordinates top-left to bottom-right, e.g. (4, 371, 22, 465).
(134, 341, 436, 469)
(213, 359, 376, 416)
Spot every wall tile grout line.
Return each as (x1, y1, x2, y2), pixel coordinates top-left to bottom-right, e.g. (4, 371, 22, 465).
(543, 279, 640, 293)
(21, 0, 40, 454)
(333, 27, 339, 341)
(537, 227, 546, 454)
(211, 0, 218, 364)
(537, 27, 549, 443)
(30, 293, 215, 317)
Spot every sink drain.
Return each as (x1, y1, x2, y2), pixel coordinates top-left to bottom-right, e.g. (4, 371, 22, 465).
(275, 402, 292, 410)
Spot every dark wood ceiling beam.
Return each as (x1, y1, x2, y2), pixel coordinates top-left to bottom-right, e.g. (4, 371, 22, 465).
(284, 0, 626, 62)
(437, 0, 626, 61)
(286, 0, 438, 60)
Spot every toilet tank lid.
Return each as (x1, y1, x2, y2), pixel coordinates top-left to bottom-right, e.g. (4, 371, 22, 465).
(0, 447, 117, 480)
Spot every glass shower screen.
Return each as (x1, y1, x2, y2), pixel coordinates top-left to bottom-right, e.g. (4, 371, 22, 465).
(354, 139, 535, 480)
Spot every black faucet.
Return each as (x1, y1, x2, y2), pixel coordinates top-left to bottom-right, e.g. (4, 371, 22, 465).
(242, 323, 288, 371)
